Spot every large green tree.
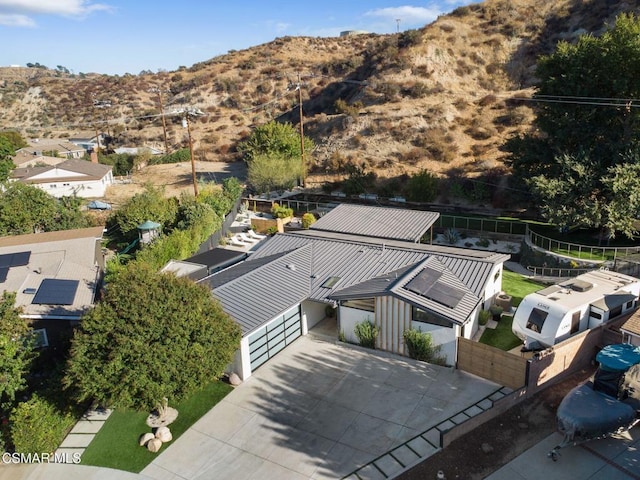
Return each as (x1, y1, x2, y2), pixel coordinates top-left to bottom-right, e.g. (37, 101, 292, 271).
(63, 264, 241, 410)
(507, 13, 640, 236)
(0, 292, 35, 408)
(0, 183, 91, 236)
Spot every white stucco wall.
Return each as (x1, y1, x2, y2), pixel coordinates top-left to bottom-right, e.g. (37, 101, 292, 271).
(339, 306, 375, 344)
(302, 300, 328, 331)
(410, 320, 458, 365)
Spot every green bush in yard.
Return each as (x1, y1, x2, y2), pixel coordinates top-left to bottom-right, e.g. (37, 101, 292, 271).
(354, 320, 379, 349)
(301, 212, 316, 229)
(403, 328, 447, 365)
(10, 394, 77, 454)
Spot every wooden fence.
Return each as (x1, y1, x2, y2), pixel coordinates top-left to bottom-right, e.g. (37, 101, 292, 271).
(456, 338, 528, 389)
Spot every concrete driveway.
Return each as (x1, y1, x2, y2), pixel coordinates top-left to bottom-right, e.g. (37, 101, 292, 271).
(142, 336, 499, 480)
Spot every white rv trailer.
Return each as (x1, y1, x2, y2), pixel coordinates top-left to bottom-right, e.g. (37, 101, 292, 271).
(512, 270, 640, 349)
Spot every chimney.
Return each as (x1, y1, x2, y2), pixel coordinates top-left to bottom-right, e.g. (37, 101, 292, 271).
(90, 151, 98, 163)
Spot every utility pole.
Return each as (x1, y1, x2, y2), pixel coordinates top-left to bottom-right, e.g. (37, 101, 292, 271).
(396, 18, 401, 33)
(297, 73, 306, 188)
(150, 86, 170, 153)
(174, 107, 204, 197)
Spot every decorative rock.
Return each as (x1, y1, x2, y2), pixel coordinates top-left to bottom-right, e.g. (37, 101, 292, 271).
(155, 426, 173, 442)
(147, 438, 162, 453)
(228, 372, 242, 386)
(481, 442, 494, 454)
(139, 432, 155, 447)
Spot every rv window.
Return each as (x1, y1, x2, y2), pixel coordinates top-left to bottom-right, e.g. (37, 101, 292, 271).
(626, 301, 634, 309)
(590, 311, 602, 320)
(610, 305, 622, 319)
(526, 307, 548, 334)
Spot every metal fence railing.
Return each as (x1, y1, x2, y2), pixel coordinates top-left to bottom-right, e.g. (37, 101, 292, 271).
(435, 215, 527, 235)
(526, 227, 640, 263)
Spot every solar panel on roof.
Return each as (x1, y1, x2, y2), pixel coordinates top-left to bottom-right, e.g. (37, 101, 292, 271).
(0, 254, 12, 268)
(0, 267, 8, 283)
(405, 267, 442, 296)
(0, 251, 31, 269)
(11, 251, 31, 267)
(32, 279, 79, 305)
(424, 282, 466, 309)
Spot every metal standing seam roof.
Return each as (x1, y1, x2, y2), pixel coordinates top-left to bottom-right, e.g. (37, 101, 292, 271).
(207, 245, 312, 335)
(330, 257, 482, 325)
(310, 204, 440, 242)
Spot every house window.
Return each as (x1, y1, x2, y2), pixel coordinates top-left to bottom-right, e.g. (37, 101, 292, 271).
(412, 306, 453, 328)
(31, 329, 49, 348)
(63, 183, 70, 186)
(50, 184, 57, 188)
(526, 307, 548, 334)
(342, 298, 375, 312)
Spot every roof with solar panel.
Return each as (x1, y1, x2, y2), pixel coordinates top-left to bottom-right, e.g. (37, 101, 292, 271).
(0, 226, 104, 319)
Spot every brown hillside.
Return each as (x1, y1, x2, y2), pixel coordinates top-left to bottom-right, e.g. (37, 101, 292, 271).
(0, 0, 637, 192)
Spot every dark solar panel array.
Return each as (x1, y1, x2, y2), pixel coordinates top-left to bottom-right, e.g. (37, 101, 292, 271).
(423, 282, 465, 309)
(404, 266, 465, 309)
(0, 251, 31, 283)
(405, 267, 442, 296)
(32, 279, 79, 305)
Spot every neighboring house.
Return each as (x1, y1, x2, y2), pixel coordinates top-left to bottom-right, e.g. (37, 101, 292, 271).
(512, 270, 640, 349)
(621, 310, 640, 346)
(18, 138, 86, 159)
(10, 158, 114, 198)
(195, 205, 509, 380)
(0, 226, 105, 348)
(114, 146, 164, 156)
(69, 133, 106, 152)
(11, 150, 66, 168)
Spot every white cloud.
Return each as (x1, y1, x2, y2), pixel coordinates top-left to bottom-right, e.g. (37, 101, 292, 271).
(0, 13, 34, 26)
(364, 5, 442, 25)
(275, 22, 290, 33)
(0, 0, 112, 26)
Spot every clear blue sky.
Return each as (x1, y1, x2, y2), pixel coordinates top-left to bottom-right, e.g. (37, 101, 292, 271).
(0, 0, 475, 75)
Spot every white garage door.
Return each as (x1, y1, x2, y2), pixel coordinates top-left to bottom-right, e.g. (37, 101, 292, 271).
(248, 305, 302, 371)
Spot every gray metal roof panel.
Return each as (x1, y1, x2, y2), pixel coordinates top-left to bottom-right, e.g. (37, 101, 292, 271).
(207, 246, 312, 335)
(310, 204, 439, 242)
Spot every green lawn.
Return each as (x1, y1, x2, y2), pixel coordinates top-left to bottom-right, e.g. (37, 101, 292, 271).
(479, 315, 521, 351)
(479, 270, 547, 351)
(81, 381, 233, 473)
(501, 270, 546, 307)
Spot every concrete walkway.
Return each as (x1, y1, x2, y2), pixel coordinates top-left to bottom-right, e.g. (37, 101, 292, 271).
(54, 408, 113, 463)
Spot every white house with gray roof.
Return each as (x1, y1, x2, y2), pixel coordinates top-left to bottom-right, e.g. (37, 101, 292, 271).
(197, 205, 509, 379)
(10, 158, 114, 198)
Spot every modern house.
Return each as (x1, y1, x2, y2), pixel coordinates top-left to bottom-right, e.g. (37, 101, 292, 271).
(512, 270, 640, 349)
(195, 205, 509, 380)
(0, 226, 105, 348)
(10, 158, 114, 198)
